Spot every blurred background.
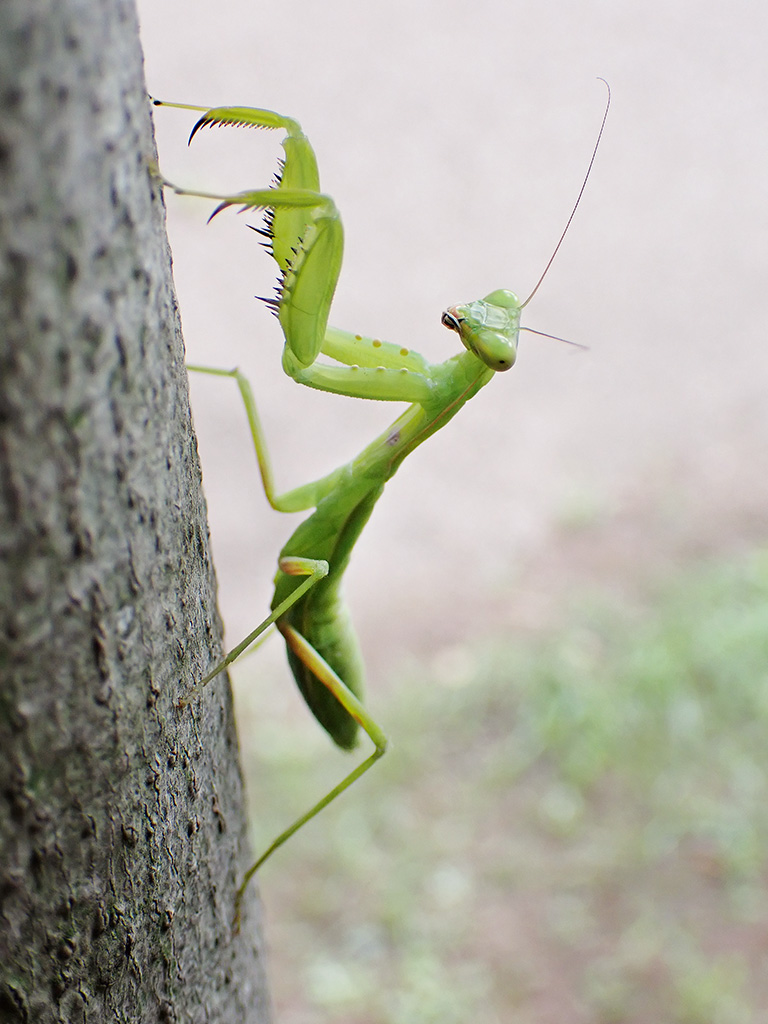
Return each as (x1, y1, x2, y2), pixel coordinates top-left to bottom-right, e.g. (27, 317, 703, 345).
(139, 1, 767, 1020)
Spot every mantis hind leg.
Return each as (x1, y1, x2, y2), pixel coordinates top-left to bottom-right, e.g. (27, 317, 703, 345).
(187, 364, 350, 513)
(234, 621, 388, 928)
(178, 555, 329, 707)
(178, 536, 388, 927)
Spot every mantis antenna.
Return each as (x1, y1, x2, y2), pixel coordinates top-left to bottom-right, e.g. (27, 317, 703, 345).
(521, 327, 589, 351)
(520, 77, 611, 311)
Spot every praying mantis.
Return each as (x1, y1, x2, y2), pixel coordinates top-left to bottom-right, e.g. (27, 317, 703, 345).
(153, 81, 609, 920)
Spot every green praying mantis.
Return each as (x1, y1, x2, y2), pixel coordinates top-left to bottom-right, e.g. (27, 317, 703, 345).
(153, 81, 609, 921)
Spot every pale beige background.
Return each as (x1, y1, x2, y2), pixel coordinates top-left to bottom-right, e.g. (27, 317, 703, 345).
(138, 0, 767, 680)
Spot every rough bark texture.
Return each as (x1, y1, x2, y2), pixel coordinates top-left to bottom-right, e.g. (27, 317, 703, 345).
(0, 1, 271, 1022)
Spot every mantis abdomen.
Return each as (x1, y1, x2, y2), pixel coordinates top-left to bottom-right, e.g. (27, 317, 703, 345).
(272, 479, 384, 749)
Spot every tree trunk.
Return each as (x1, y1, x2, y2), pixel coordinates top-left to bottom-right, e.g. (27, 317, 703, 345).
(0, 1, 271, 1021)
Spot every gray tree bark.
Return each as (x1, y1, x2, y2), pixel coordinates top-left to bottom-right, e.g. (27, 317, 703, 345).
(0, 1, 271, 1022)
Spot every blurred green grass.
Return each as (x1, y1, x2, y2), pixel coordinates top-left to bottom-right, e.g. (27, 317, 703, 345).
(234, 548, 768, 1024)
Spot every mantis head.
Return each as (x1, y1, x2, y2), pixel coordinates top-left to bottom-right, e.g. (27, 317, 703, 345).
(441, 289, 521, 372)
(441, 80, 610, 375)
